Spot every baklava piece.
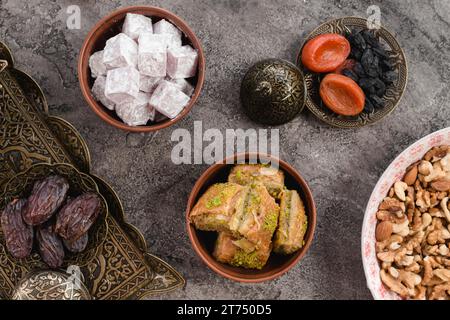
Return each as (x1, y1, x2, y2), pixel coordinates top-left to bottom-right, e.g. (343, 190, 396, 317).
(273, 189, 308, 254)
(189, 183, 245, 232)
(229, 183, 280, 249)
(228, 164, 284, 199)
(213, 233, 271, 270)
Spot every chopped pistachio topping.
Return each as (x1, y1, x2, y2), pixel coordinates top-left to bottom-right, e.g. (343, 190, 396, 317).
(263, 210, 278, 233)
(205, 183, 236, 209)
(231, 249, 264, 269)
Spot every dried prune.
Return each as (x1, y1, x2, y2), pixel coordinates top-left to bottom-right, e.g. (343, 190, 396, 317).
(63, 233, 88, 253)
(380, 58, 395, 72)
(36, 223, 64, 268)
(361, 49, 379, 77)
(382, 70, 398, 83)
(350, 47, 363, 60)
(348, 32, 366, 50)
(23, 175, 69, 226)
(359, 77, 377, 95)
(55, 192, 101, 240)
(372, 46, 389, 59)
(373, 78, 386, 97)
(353, 62, 366, 77)
(364, 98, 375, 113)
(361, 30, 378, 47)
(369, 94, 384, 108)
(1, 199, 33, 259)
(342, 69, 359, 82)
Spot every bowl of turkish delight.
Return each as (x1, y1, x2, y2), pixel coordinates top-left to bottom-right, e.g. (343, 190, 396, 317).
(78, 6, 205, 132)
(186, 153, 316, 283)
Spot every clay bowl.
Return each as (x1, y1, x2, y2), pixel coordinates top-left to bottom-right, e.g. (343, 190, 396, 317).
(186, 153, 316, 283)
(78, 6, 205, 132)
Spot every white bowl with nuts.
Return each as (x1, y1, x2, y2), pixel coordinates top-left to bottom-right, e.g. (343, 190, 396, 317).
(362, 127, 450, 300)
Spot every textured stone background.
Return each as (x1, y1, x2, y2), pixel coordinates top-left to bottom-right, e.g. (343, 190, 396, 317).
(1, 0, 449, 299)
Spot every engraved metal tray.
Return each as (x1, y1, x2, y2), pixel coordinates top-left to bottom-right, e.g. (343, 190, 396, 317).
(0, 41, 184, 299)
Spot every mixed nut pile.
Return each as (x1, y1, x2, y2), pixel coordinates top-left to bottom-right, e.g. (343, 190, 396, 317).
(1, 176, 102, 268)
(375, 146, 450, 300)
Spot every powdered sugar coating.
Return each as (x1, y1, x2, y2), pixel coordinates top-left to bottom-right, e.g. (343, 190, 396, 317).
(89, 50, 107, 78)
(122, 13, 153, 40)
(105, 66, 140, 105)
(91, 75, 115, 110)
(167, 45, 198, 79)
(149, 80, 190, 119)
(103, 33, 138, 69)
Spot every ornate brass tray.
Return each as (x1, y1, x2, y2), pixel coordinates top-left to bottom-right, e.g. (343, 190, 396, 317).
(0, 41, 184, 299)
(296, 17, 408, 128)
(12, 270, 92, 300)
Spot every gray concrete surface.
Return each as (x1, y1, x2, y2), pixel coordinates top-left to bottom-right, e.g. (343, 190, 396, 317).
(1, 0, 449, 300)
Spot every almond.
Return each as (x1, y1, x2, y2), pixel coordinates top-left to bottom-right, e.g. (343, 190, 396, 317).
(403, 165, 418, 186)
(431, 179, 450, 192)
(376, 221, 393, 242)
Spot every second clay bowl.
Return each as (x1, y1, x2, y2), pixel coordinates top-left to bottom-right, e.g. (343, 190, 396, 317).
(186, 153, 316, 283)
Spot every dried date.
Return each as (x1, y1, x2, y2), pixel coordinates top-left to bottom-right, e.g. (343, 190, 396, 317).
(1, 199, 33, 259)
(63, 233, 88, 253)
(55, 192, 101, 240)
(23, 175, 69, 226)
(36, 223, 64, 268)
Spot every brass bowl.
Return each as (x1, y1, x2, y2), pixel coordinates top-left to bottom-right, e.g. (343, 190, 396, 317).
(12, 270, 91, 300)
(241, 59, 306, 125)
(0, 163, 109, 269)
(296, 17, 408, 128)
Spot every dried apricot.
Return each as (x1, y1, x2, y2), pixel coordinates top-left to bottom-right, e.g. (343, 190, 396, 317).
(319, 73, 365, 116)
(301, 33, 351, 73)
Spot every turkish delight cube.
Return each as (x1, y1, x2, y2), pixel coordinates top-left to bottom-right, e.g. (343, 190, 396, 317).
(89, 50, 107, 78)
(105, 66, 140, 105)
(153, 19, 182, 48)
(149, 80, 190, 119)
(115, 92, 155, 126)
(138, 34, 167, 77)
(167, 45, 198, 79)
(91, 75, 115, 110)
(168, 78, 195, 96)
(165, 33, 182, 49)
(103, 33, 138, 69)
(122, 13, 153, 40)
(139, 74, 163, 93)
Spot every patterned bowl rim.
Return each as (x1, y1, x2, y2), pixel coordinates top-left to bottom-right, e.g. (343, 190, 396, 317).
(296, 16, 408, 128)
(361, 127, 450, 299)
